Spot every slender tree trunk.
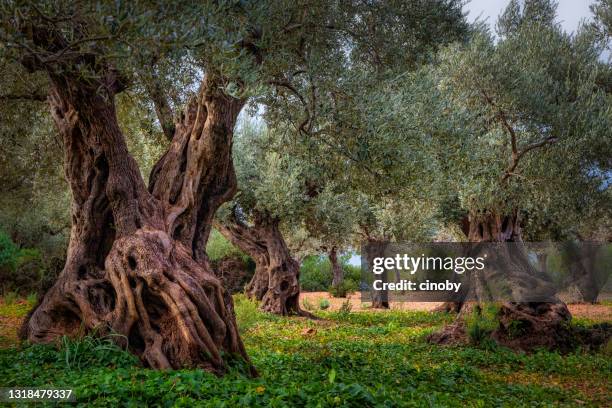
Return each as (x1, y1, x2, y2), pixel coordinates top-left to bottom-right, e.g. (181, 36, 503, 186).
(430, 210, 574, 351)
(19, 26, 253, 372)
(329, 246, 344, 289)
(366, 239, 389, 309)
(215, 210, 303, 315)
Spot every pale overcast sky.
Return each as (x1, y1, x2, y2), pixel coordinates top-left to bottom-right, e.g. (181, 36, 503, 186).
(464, 0, 595, 33)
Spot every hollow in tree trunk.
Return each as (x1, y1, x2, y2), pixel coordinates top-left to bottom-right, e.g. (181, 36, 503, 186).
(429, 210, 574, 352)
(215, 210, 304, 315)
(19, 26, 253, 372)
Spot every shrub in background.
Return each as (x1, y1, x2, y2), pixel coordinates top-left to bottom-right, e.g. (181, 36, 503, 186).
(2, 291, 18, 305)
(300, 252, 361, 292)
(0, 231, 19, 269)
(328, 280, 358, 298)
(206, 229, 256, 293)
(206, 229, 251, 263)
(300, 255, 332, 291)
(0, 230, 49, 296)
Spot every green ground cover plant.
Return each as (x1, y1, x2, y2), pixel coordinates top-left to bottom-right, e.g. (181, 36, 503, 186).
(0, 296, 609, 407)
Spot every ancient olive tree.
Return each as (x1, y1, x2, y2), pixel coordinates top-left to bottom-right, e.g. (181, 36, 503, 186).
(217, 118, 371, 312)
(0, 1, 273, 371)
(250, 1, 470, 308)
(413, 0, 612, 349)
(278, 59, 457, 306)
(0, 50, 178, 294)
(214, 122, 312, 315)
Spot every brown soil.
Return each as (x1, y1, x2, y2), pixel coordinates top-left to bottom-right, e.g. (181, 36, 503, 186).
(566, 303, 612, 322)
(299, 292, 612, 322)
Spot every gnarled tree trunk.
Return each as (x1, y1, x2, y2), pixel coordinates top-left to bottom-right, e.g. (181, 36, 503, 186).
(215, 210, 303, 315)
(19, 25, 253, 372)
(430, 210, 574, 351)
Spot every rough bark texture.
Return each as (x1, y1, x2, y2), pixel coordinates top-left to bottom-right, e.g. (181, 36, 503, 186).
(329, 246, 344, 290)
(215, 210, 304, 315)
(19, 25, 253, 373)
(429, 210, 574, 352)
(371, 273, 390, 309)
(536, 252, 548, 275)
(148, 74, 243, 266)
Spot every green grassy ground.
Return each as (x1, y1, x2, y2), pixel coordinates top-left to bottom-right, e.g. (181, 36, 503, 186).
(0, 296, 610, 407)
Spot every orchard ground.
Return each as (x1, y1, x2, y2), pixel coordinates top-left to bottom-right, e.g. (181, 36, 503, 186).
(300, 292, 612, 319)
(0, 294, 610, 407)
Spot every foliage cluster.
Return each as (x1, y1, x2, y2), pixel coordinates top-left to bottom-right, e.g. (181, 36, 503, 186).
(299, 254, 360, 292)
(465, 305, 501, 347)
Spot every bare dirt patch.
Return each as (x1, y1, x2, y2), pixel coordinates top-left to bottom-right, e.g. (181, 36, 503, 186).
(300, 291, 445, 312)
(567, 303, 612, 322)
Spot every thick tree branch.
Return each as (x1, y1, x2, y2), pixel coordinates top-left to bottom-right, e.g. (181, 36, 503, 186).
(270, 79, 312, 132)
(480, 89, 518, 157)
(480, 89, 557, 182)
(501, 135, 558, 181)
